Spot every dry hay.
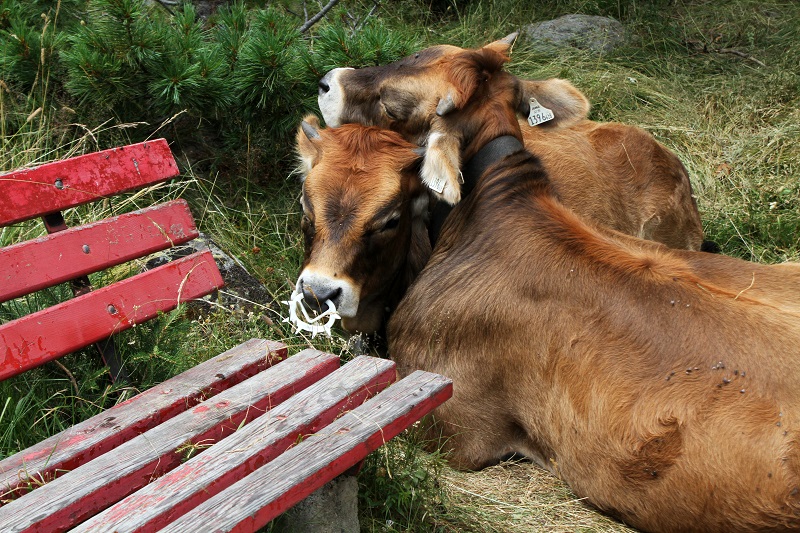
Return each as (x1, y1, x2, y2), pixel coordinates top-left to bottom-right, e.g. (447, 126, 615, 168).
(436, 460, 638, 532)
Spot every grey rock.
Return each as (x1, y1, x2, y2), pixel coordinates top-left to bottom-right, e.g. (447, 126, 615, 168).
(523, 14, 626, 54)
(145, 232, 273, 315)
(275, 475, 360, 533)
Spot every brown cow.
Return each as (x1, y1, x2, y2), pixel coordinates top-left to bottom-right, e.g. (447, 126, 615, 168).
(318, 34, 707, 251)
(292, 116, 429, 334)
(296, 115, 800, 531)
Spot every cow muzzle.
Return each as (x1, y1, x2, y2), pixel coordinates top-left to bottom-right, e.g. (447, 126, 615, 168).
(294, 269, 360, 318)
(318, 68, 353, 127)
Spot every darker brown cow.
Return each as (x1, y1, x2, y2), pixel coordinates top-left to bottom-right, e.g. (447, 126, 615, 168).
(356, 38, 800, 533)
(291, 116, 430, 335)
(318, 34, 707, 251)
(296, 115, 800, 531)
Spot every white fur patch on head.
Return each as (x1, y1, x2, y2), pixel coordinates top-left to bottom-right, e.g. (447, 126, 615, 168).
(318, 68, 354, 127)
(421, 131, 462, 205)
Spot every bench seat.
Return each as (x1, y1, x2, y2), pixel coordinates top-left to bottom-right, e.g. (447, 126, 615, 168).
(0, 338, 452, 532)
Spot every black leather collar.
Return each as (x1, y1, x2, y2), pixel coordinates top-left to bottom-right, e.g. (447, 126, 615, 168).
(428, 135, 524, 245)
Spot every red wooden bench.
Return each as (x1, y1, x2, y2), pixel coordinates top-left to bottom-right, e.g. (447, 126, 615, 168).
(0, 142, 453, 532)
(0, 139, 223, 382)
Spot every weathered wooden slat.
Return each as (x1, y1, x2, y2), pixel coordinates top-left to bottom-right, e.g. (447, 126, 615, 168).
(72, 356, 398, 533)
(0, 200, 199, 303)
(158, 370, 453, 533)
(0, 338, 286, 501)
(0, 349, 341, 533)
(0, 139, 179, 227)
(0, 250, 223, 380)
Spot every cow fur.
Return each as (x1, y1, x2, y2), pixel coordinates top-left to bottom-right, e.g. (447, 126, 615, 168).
(388, 145, 800, 532)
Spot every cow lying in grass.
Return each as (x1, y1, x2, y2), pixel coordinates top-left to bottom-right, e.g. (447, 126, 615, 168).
(297, 59, 800, 533)
(318, 34, 709, 252)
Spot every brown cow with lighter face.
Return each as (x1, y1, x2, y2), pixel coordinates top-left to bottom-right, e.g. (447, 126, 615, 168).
(292, 116, 430, 335)
(318, 34, 707, 251)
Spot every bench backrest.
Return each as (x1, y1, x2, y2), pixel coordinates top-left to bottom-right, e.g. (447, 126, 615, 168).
(0, 139, 224, 380)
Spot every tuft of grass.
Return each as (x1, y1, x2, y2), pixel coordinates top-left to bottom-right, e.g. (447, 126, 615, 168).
(435, 460, 635, 533)
(358, 428, 449, 532)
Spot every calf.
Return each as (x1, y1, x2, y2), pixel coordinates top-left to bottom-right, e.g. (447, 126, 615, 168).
(318, 34, 706, 251)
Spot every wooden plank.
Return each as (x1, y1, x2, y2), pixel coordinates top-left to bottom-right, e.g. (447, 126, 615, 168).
(72, 356, 398, 533)
(0, 250, 223, 381)
(0, 338, 286, 500)
(0, 139, 179, 226)
(0, 349, 342, 533)
(0, 200, 199, 303)
(159, 370, 453, 533)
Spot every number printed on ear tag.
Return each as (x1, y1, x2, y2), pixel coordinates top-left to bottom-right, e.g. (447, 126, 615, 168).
(528, 97, 555, 127)
(427, 174, 447, 194)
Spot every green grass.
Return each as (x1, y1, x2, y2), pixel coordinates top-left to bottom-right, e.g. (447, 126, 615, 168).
(2, 0, 800, 530)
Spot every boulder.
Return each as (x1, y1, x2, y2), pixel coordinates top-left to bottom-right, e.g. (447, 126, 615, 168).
(275, 475, 360, 533)
(523, 14, 626, 54)
(145, 232, 273, 316)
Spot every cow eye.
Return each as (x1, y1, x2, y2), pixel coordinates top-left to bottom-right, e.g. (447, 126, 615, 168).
(302, 214, 315, 232)
(380, 217, 400, 232)
(382, 103, 399, 120)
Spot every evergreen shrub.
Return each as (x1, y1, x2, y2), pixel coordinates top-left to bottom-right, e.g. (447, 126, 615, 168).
(1, 0, 419, 179)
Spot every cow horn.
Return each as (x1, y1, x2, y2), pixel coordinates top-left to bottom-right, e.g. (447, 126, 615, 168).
(498, 32, 518, 46)
(436, 93, 457, 116)
(301, 121, 321, 141)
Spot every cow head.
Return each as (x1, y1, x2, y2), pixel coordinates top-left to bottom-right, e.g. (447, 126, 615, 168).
(318, 33, 590, 205)
(292, 116, 432, 335)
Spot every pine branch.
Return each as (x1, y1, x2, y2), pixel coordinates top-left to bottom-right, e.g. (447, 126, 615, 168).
(299, 0, 341, 33)
(354, 2, 380, 32)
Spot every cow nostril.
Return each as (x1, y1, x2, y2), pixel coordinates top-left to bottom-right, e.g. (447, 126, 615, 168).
(318, 79, 330, 95)
(301, 285, 341, 313)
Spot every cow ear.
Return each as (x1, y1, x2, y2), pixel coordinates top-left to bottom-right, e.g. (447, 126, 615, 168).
(515, 78, 590, 128)
(295, 115, 323, 174)
(438, 42, 512, 116)
(419, 121, 463, 205)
